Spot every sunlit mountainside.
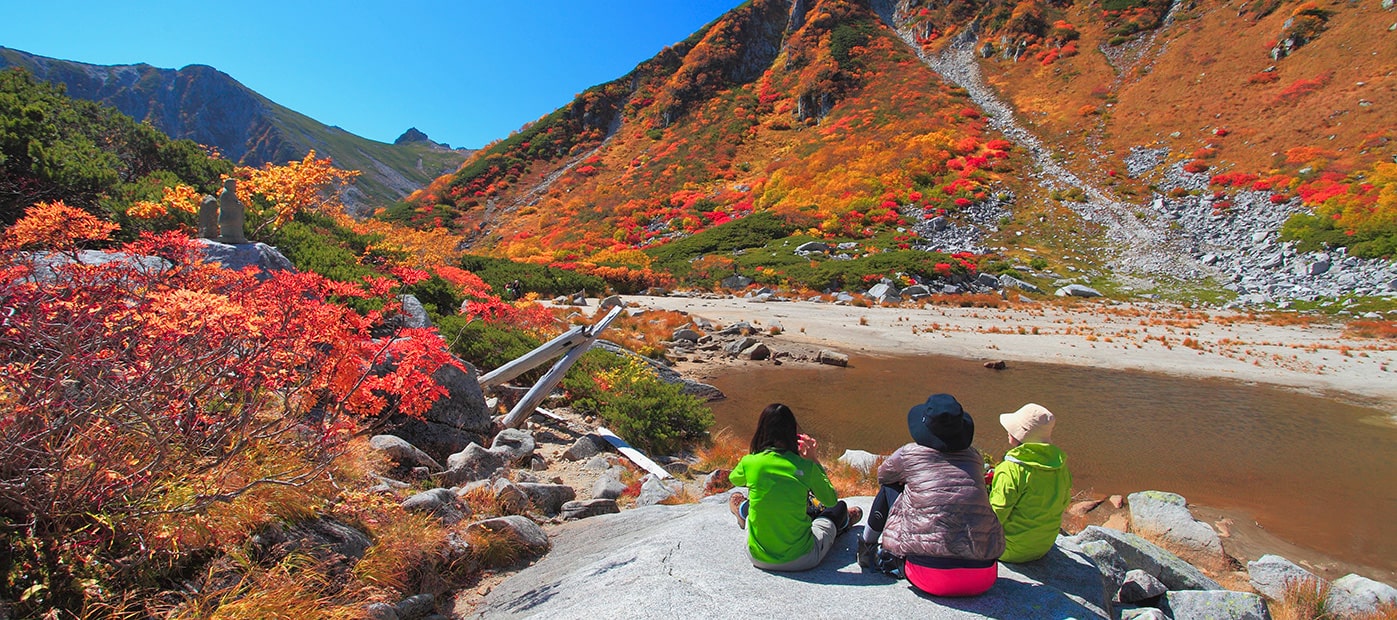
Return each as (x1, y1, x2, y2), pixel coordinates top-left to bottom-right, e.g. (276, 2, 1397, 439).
(387, 0, 1394, 293)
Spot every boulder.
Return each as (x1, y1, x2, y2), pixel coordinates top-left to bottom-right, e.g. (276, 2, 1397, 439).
(489, 428, 536, 464)
(561, 499, 620, 520)
(795, 241, 830, 253)
(1306, 255, 1331, 276)
(382, 357, 491, 461)
(194, 239, 295, 280)
(1247, 554, 1321, 601)
(837, 449, 881, 473)
(443, 443, 506, 485)
(1055, 284, 1103, 298)
(396, 294, 432, 329)
(364, 602, 399, 620)
(401, 488, 468, 524)
(395, 593, 435, 620)
(1127, 491, 1226, 570)
(1325, 573, 1397, 618)
(720, 275, 753, 289)
(724, 336, 759, 357)
(1117, 569, 1168, 603)
(248, 516, 371, 577)
(635, 475, 681, 507)
(977, 272, 1001, 288)
(1160, 590, 1270, 620)
(741, 342, 771, 361)
(563, 434, 609, 461)
(901, 284, 932, 299)
(702, 469, 733, 495)
(492, 479, 531, 514)
(671, 328, 703, 342)
(465, 515, 550, 558)
(817, 350, 849, 367)
(1071, 526, 1221, 591)
(999, 274, 1043, 294)
(472, 495, 1110, 618)
(866, 282, 901, 303)
(592, 475, 628, 500)
(1118, 607, 1168, 620)
(517, 483, 577, 516)
(369, 435, 442, 471)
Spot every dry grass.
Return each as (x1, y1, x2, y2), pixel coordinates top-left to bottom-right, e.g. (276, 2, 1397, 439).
(1344, 320, 1397, 340)
(823, 454, 881, 498)
(353, 512, 449, 592)
(465, 526, 527, 569)
(599, 309, 695, 357)
(693, 428, 747, 472)
(169, 553, 362, 620)
(1265, 576, 1397, 620)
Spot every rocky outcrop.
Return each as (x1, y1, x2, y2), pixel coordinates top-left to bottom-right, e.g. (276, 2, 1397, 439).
(470, 494, 1111, 619)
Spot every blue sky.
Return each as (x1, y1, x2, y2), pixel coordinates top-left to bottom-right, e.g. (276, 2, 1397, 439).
(0, 1, 745, 149)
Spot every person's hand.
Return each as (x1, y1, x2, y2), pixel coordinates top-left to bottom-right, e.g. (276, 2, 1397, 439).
(797, 433, 818, 461)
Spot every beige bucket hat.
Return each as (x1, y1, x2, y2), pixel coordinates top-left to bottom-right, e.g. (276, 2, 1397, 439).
(1000, 403, 1055, 443)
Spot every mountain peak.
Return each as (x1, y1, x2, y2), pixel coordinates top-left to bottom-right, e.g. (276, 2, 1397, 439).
(395, 127, 432, 145)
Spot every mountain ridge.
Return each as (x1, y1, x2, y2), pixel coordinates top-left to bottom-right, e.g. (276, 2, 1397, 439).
(0, 46, 471, 214)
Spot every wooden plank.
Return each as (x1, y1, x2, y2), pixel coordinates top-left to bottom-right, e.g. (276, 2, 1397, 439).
(595, 426, 672, 480)
(478, 325, 587, 388)
(499, 306, 626, 429)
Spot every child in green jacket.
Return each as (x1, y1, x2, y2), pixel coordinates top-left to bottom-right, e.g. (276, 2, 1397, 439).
(989, 403, 1071, 563)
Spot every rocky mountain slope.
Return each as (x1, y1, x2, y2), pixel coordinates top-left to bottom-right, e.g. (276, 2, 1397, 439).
(393, 0, 1394, 306)
(0, 46, 470, 214)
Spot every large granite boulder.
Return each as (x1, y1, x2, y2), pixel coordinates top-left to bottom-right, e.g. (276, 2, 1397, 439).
(1247, 554, 1320, 601)
(1070, 526, 1221, 591)
(195, 239, 295, 279)
(1127, 491, 1226, 570)
(1159, 590, 1270, 619)
(1325, 574, 1397, 618)
(469, 495, 1110, 619)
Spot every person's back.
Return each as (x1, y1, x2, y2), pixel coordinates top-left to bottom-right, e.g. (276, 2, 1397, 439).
(879, 443, 1004, 563)
(732, 448, 835, 563)
(990, 404, 1071, 563)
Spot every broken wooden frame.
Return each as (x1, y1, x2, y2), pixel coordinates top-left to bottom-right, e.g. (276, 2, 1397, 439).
(479, 304, 624, 429)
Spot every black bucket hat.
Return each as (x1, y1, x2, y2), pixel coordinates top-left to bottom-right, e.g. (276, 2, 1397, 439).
(907, 393, 975, 452)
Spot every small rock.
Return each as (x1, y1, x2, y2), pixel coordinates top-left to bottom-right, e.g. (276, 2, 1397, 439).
(1117, 569, 1168, 604)
(493, 479, 530, 514)
(663, 461, 691, 477)
(489, 428, 536, 464)
(836, 450, 880, 473)
(395, 593, 435, 620)
(816, 350, 849, 367)
(598, 295, 624, 310)
(561, 498, 620, 520)
(563, 434, 609, 461)
(517, 483, 577, 516)
(1109, 495, 1125, 509)
(401, 488, 467, 524)
(592, 475, 628, 500)
(465, 515, 550, 557)
(365, 602, 399, 620)
(1127, 491, 1226, 571)
(636, 475, 681, 506)
(672, 328, 702, 342)
(742, 342, 771, 360)
(1118, 607, 1168, 620)
(1067, 499, 1104, 517)
(443, 443, 506, 485)
(369, 435, 442, 471)
(702, 469, 733, 495)
(983, 360, 1007, 370)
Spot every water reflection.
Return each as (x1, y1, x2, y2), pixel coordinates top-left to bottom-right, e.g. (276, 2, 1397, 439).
(706, 354, 1397, 572)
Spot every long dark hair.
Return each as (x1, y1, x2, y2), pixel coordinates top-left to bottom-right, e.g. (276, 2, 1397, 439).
(750, 403, 799, 454)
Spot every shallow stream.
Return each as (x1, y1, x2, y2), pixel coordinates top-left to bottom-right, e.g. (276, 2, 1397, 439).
(705, 354, 1397, 574)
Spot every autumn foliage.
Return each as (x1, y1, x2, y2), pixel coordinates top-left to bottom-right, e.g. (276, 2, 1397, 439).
(0, 205, 459, 613)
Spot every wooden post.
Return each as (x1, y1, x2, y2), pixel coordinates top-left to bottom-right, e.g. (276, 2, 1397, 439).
(478, 325, 588, 389)
(499, 305, 624, 429)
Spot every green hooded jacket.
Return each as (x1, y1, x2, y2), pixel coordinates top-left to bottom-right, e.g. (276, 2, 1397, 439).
(989, 442, 1071, 563)
(730, 449, 838, 564)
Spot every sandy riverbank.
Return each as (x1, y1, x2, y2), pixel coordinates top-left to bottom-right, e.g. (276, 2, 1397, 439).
(592, 294, 1397, 415)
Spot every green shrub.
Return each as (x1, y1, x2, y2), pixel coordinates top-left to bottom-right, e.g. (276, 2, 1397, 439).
(562, 350, 712, 454)
(456, 255, 607, 298)
(436, 314, 544, 380)
(1030, 257, 1049, 270)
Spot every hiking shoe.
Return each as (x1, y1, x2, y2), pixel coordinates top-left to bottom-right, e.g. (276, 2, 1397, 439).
(857, 538, 879, 569)
(729, 492, 747, 529)
(840, 506, 863, 534)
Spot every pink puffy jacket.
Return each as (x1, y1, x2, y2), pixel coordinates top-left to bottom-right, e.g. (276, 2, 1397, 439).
(878, 443, 1006, 561)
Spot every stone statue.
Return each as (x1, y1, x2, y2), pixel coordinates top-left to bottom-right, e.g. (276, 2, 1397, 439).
(216, 178, 248, 244)
(198, 194, 219, 239)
